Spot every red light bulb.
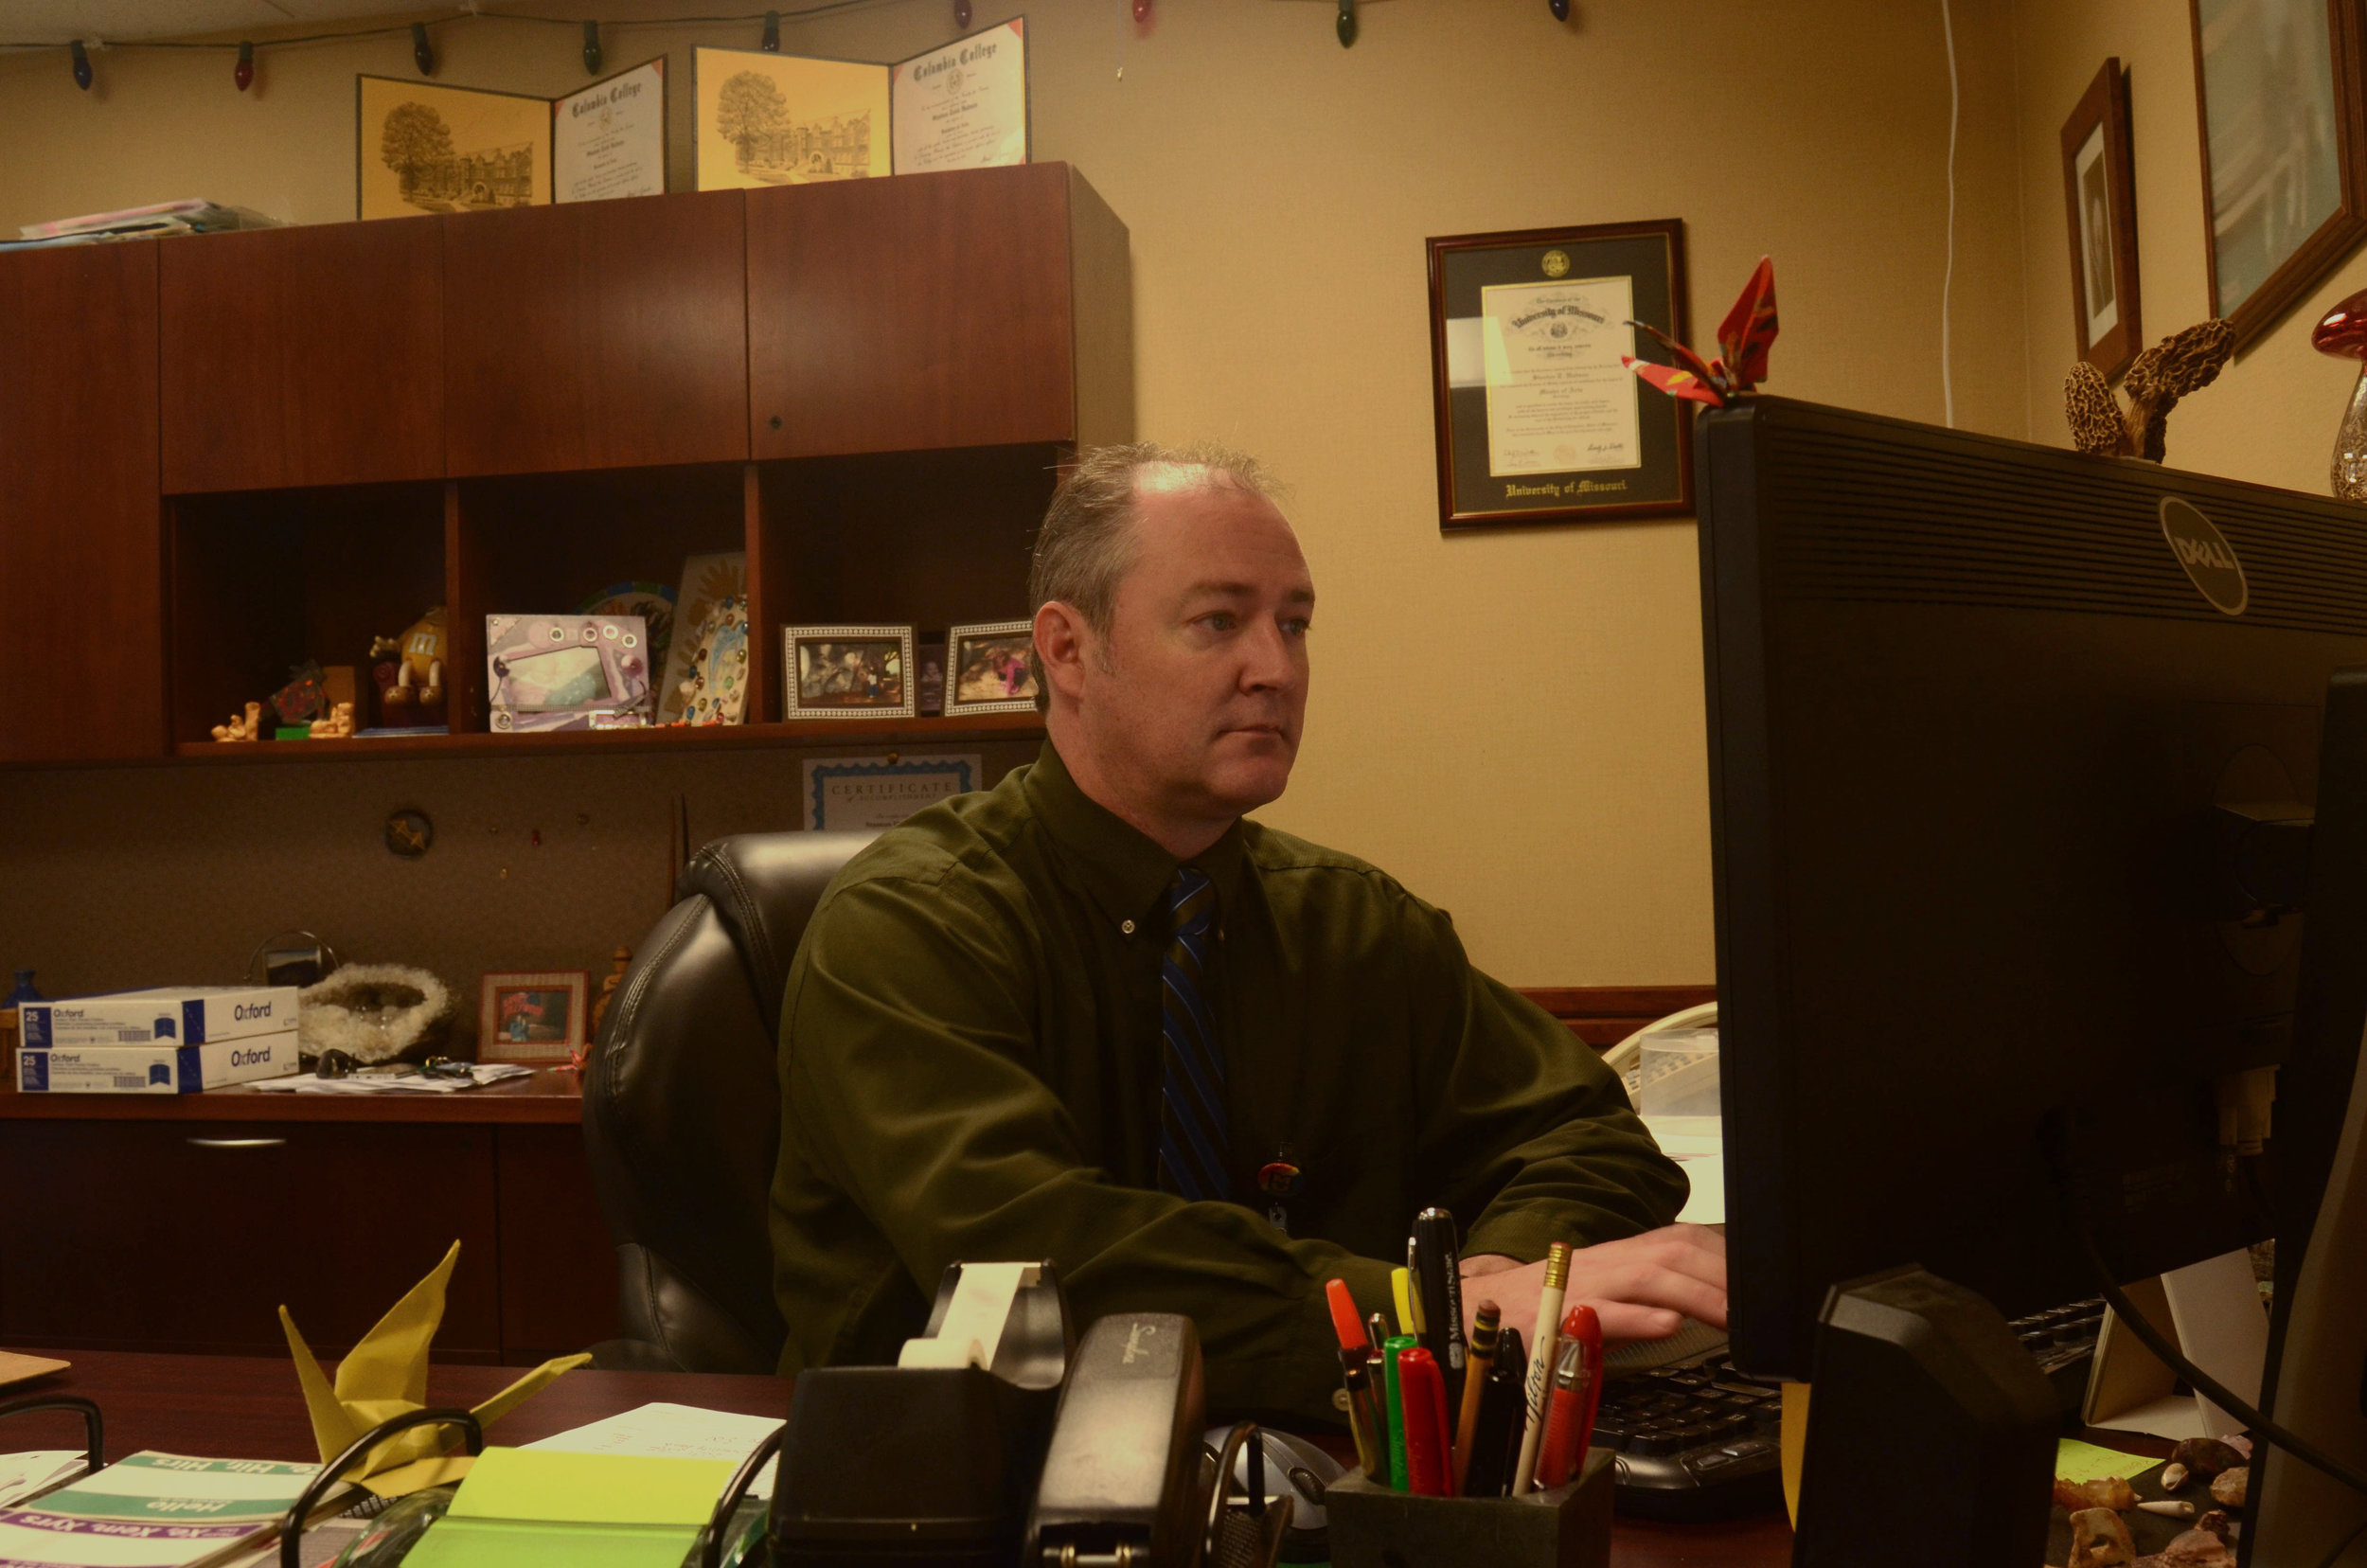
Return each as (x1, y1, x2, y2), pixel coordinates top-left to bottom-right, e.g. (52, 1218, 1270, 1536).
(1134, 0, 1152, 25)
(234, 41, 254, 91)
(956, 0, 972, 25)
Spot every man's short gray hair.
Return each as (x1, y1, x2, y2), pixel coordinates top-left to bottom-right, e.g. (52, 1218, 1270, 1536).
(1025, 441, 1277, 707)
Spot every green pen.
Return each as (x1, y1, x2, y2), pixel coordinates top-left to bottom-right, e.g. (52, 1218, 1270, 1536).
(1382, 1332, 1417, 1491)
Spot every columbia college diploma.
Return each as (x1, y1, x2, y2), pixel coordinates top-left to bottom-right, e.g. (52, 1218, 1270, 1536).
(892, 19, 1028, 173)
(1478, 276, 1641, 478)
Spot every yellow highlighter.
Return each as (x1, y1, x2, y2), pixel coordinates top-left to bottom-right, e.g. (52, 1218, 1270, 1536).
(1391, 1266, 1421, 1337)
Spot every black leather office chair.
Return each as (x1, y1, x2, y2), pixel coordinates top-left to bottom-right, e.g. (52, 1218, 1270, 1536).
(581, 830, 875, 1373)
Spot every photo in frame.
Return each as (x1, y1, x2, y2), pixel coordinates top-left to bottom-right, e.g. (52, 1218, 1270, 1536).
(2187, 0, 2367, 348)
(944, 619, 1041, 715)
(1426, 220, 1694, 529)
(478, 970, 588, 1062)
(357, 76, 551, 220)
(2060, 58, 2142, 379)
(784, 625, 916, 719)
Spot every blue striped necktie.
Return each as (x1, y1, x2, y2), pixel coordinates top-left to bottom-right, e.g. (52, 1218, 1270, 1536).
(1157, 866, 1228, 1203)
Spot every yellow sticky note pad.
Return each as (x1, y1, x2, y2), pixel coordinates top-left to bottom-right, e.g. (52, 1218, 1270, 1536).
(2056, 1437, 2153, 1484)
(448, 1448, 738, 1527)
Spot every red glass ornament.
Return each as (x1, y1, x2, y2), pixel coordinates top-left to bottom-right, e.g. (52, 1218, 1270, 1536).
(234, 41, 254, 92)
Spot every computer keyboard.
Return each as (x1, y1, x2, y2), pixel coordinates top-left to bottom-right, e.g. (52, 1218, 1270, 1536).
(1592, 1297, 2107, 1523)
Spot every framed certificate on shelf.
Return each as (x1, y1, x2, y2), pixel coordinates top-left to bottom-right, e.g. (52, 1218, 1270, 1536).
(1425, 219, 1694, 530)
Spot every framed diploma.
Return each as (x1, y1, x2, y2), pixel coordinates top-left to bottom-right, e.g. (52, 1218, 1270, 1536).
(1425, 219, 1694, 530)
(801, 755, 982, 831)
(555, 58, 667, 204)
(891, 18, 1029, 174)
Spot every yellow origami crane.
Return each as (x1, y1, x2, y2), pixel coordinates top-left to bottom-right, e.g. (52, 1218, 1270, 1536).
(280, 1240, 590, 1496)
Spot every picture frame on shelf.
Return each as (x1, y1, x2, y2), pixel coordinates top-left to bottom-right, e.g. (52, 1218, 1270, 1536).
(2060, 58, 2142, 379)
(477, 970, 588, 1063)
(944, 619, 1041, 716)
(784, 625, 916, 719)
(1425, 218, 1694, 530)
(2187, 0, 2367, 349)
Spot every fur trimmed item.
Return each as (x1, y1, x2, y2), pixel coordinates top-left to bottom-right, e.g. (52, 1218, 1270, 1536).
(296, 964, 454, 1063)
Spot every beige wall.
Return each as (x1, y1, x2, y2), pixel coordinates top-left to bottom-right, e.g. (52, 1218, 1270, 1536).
(0, 0, 2033, 995)
(2011, 0, 2367, 480)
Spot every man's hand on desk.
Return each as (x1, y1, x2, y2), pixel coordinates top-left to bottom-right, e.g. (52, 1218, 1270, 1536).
(1460, 1224, 1728, 1345)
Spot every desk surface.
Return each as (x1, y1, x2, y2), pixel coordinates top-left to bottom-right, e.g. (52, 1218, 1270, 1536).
(0, 1067, 587, 1123)
(3, 1352, 1793, 1566)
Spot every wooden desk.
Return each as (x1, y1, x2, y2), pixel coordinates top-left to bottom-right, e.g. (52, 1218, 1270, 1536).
(0, 1353, 1793, 1567)
(0, 1070, 614, 1364)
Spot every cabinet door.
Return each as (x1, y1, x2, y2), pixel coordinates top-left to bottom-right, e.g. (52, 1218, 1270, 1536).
(160, 218, 444, 492)
(0, 243, 165, 762)
(748, 164, 1081, 458)
(495, 1125, 619, 1363)
(443, 192, 749, 475)
(0, 1120, 501, 1358)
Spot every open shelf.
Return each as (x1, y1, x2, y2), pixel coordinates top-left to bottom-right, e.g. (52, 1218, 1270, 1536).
(167, 480, 448, 745)
(169, 711, 1044, 763)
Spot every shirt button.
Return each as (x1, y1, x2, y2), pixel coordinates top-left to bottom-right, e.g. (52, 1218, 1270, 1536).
(1121, 919, 1135, 935)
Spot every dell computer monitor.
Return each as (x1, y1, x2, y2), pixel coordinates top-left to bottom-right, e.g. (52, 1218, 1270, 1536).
(1694, 397, 2367, 1384)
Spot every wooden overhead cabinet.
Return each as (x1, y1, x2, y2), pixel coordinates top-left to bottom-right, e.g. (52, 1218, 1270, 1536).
(442, 189, 752, 476)
(747, 162, 1133, 458)
(159, 216, 445, 493)
(0, 242, 166, 763)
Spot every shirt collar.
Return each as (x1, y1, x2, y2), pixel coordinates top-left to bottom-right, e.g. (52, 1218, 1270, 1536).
(1023, 740, 1250, 933)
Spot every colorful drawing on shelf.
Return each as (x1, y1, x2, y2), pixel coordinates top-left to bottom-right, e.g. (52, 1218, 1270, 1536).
(477, 970, 588, 1062)
(655, 552, 746, 724)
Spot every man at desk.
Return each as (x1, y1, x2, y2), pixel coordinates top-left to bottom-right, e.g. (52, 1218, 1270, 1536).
(769, 443, 1725, 1420)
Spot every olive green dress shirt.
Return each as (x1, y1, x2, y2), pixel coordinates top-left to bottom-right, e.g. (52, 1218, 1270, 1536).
(769, 742, 1686, 1421)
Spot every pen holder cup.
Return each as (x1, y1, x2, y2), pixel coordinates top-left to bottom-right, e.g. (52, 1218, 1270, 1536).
(1321, 1449, 1614, 1568)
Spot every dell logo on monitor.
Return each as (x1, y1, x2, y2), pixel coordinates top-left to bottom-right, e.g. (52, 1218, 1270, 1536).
(2160, 497, 2248, 615)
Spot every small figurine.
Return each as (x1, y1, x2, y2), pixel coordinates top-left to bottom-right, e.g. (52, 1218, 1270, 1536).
(1623, 256, 1779, 409)
(587, 946, 632, 1044)
(308, 701, 355, 739)
(2064, 318, 2233, 462)
(381, 659, 446, 728)
(211, 702, 263, 742)
(2311, 286, 2367, 498)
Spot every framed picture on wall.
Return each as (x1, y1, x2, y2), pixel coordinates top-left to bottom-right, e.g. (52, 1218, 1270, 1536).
(2060, 59, 2142, 379)
(1425, 219, 1694, 530)
(2187, 0, 2367, 349)
(478, 970, 588, 1062)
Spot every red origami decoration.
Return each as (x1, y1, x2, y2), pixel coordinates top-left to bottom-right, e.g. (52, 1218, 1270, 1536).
(1622, 256, 1778, 409)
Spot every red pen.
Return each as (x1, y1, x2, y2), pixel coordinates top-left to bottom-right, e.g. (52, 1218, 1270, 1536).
(1535, 1305, 1603, 1489)
(1397, 1346, 1454, 1497)
(1325, 1277, 1367, 1353)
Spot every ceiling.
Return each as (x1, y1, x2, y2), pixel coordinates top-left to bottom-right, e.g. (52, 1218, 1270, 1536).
(0, 2, 441, 47)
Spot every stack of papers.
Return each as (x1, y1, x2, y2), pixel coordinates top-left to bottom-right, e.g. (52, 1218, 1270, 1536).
(3, 200, 274, 252)
(0, 1451, 319, 1567)
(249, 1064, 536, 1096)
(1640, 1114, 1725, 1226)
(401, 1448, 737, 1568)
(0, 1452, 87, 1508)
(525, 1403, 782, 1497)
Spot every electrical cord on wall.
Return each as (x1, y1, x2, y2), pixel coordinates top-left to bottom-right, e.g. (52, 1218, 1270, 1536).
(1938, 0, 1959, 429)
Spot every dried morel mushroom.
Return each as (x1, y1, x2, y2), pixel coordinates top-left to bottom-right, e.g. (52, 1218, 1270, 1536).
(2072, 1506, 2139, 1568)
(2064, 319, 2235, 462)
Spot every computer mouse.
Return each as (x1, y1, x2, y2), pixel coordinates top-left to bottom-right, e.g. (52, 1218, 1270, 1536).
(1201, 1424, 1344, 1561)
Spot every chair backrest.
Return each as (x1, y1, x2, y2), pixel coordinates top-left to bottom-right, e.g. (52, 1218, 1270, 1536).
(581, 830, 874, 1372)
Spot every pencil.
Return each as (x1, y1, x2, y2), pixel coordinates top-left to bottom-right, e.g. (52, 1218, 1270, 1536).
(1450, 1299, 1501, 1495)
(1510, 1241, 1572, 1495)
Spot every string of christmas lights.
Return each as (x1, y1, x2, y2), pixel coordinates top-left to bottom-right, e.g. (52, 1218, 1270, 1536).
(12, 0, 1568, 89)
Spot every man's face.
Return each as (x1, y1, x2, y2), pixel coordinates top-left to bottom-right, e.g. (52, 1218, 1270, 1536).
(1076, 475, 1314, 825)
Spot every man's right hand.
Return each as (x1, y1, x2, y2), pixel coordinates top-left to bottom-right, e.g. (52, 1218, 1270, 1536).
(1460, 1224, 1728, 1345)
